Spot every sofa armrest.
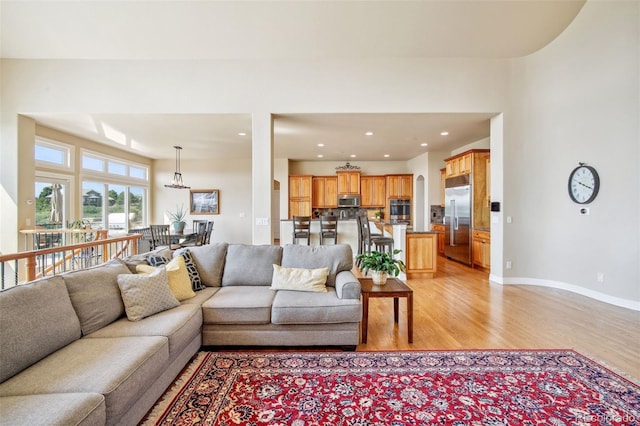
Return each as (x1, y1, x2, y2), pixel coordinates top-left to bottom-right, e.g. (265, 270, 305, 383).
(334, 271, 361, 300)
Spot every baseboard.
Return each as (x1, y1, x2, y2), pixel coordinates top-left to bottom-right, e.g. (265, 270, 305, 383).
(489, 274, 640, 311)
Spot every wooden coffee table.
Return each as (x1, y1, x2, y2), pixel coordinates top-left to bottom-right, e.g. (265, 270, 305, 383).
(359, 277, 413, 344)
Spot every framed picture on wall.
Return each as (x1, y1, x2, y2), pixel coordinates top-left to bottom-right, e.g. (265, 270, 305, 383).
(190, 189, 219, 215)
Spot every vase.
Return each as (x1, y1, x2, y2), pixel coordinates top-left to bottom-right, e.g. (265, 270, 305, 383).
(172, 221, 186, 234)
(371, 270, 388, 285)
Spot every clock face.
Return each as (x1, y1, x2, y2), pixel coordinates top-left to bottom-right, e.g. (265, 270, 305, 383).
(568, 165, 600, 204)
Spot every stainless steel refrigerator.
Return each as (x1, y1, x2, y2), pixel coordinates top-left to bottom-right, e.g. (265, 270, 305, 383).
(444, 175, 472, 265)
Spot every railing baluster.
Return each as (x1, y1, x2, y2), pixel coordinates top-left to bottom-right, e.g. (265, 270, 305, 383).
(0, 234, 142, 288)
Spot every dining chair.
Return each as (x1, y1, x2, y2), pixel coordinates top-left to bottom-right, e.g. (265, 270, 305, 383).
(319, 214, 338, 245)
(292, 216, 311, 245)
(130, 227, 154, 252)
(150, 224, 181, 250)
(203, 221, 214, 245)
(179, 221, 207, 248)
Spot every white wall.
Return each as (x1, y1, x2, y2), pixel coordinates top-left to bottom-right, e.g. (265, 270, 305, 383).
(154, 157, 253, 244)
(503, 0, 639, 307)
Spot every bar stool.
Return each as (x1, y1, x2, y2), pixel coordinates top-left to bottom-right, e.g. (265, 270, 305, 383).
(319, 214, 338, 245)
(358, 213, 394, 257)
(292, 216, 311, 245)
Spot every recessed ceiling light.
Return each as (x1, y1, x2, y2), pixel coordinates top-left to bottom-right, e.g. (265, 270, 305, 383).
(238, 132, 247, 136)
(350, 154, 357, 158)
(440, 131, 449, 136)
(421, 143, 428, 147)
(365, 131, 374, 136)
(384, 154, 390, 158)
(317, 143, 325, 147)
(317, 154, 324, 158)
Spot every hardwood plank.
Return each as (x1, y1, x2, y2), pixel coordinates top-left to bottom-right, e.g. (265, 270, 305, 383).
(355, 257, 640, 381)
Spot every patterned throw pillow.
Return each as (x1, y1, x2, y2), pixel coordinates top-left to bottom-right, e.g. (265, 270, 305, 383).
(147, 254, 170, 267)
(117, 268, 180, 321)
(174, 248, 204, 291)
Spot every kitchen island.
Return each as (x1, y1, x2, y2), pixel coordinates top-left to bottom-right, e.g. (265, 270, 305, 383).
(280, 219, 437, 278)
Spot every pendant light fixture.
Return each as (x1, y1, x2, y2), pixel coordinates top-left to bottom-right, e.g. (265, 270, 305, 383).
(165, 145, 190, 189)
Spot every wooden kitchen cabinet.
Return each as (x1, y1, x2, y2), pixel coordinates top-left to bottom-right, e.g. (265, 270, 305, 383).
(440, 168, 446, 207)
(312, 176, 338, 208)
(444, 152, 472, 178)
(337, 171, 361, 195)
(472, 230, 491, 270)
(289, 175, 312, 218)
(360, 175, 386, 208)
(431, 223, 445, 256)
(386, 174, 413, 198)
(405, 232, 437, 278)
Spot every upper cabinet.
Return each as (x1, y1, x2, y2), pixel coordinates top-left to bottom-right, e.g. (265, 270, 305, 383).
(312, 176, 338, 208)
(386, 174, 413, 199)
(360, 175, 386, 208)
(443, 149, 491, 229)
(289, 175, 312, 218)
(337, 171, 361, 195)
(445, 152, 472, 178)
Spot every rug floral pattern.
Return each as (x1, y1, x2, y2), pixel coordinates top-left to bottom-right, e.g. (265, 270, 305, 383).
(150, 350, 639, 425)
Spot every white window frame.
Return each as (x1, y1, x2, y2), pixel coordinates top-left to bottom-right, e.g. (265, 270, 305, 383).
(35, 137, 74, 171)
(80, 149, 149, 183)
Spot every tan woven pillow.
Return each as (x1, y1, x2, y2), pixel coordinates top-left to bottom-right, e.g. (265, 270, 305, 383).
(270, 264, 329, 293)
(117, 268, 180, 321)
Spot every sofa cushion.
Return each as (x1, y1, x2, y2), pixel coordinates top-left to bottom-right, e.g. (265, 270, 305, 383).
(173, 248, 204, 291)
(281, 244, 353, 287)
(202, 286, 275, 324)
(0, 275, 81, 383)
(271, 288, 362, 325)
(136, 255, 196, 301)
(187, 242, 228, 287)
(87, 304, 202, 361)
(0, 393, 106, 426)
(117, 268, 180, 321)
(222, 244, 283, 286)
(271, 264, 328, 293)
(62, 258, 131, 335)
(0, 336, 168, 425)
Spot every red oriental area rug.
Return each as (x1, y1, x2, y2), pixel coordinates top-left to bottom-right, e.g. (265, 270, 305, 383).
(143, 350, 640, 425)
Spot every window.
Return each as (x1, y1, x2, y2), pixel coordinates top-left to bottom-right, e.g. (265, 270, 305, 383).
(35, 138, 72, 170)
(35, 179, 69, 228)
(82, 182, 148, 232)
(81, 150, 149, 182)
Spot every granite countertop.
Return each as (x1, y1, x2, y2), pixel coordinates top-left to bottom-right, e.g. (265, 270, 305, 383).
(406, 230, 437, 234)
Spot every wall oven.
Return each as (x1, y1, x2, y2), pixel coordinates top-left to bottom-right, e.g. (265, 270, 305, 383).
(389, 199, 411, 223)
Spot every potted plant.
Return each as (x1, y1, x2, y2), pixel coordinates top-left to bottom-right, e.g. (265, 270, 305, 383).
(167, 204, 187, 234)
(356, 249, 406, 285)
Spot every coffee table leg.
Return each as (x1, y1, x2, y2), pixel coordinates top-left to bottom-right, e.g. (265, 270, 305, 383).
(408, 292, 413, 343)
(362, 294, 369, 344)
(393, 297, 399, 323)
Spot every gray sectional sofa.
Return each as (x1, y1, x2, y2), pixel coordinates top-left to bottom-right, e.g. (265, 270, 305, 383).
(0, 243, 361, 426)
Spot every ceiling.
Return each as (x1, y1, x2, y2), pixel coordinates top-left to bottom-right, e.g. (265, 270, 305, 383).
(7, 1, 584, 161)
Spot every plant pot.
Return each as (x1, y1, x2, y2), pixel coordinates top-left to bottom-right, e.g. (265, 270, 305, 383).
(371, 270, 388, 285)
(172, 221, 186, 234)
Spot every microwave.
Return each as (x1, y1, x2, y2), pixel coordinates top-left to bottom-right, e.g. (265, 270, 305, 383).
(337, 195, 360, 208)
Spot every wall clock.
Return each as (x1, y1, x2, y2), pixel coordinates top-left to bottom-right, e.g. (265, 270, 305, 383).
(568, 163, 600, 204)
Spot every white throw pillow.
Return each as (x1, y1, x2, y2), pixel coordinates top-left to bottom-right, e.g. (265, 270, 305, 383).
(117, 268, 180, 321)
(270, 264, 329, 293)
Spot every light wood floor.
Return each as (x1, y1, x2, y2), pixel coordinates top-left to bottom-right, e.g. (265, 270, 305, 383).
(355, 257, 640, 381)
